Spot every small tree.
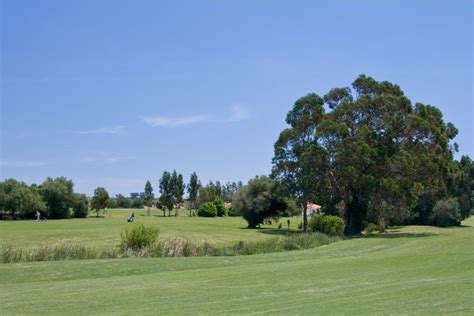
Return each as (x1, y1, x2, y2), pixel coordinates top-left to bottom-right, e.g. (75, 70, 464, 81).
(91, 187, 109, 218)
(159, 171, 174, 217)
(171, 171, 184, 216)
(232, 176, 292, 228)
(187, 172, 200, 216)
(214, 198, 226, 217)
(431, 198, 462, 227)
(144, 180, 154, 216)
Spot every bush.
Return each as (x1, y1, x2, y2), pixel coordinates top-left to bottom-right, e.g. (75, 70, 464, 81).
(197, 202, 217, 217)
(431, 198, 462, 227)
(214, 198, 227, 217)
(227, 207, 241, 217)
(364, 223, 379, 233)
(120, 224, 159, 251)
(73, 194, 89, 218)
(309, 215, 345, 236)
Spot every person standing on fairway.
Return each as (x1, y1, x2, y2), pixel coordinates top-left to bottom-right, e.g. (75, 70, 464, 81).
(36, 211, 41, 221)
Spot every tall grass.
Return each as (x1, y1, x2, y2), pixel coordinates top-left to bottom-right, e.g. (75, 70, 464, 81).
(1, 232, 337, 263)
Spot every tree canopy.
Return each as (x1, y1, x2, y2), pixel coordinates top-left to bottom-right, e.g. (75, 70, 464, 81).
(232, 176, 294, 228)
(40, 177, 74, 219)
(91, 187, 109, 218)
(273, 74, 469, 234)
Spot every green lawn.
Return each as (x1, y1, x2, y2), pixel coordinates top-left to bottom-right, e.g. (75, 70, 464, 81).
(0, 209, 300, 249)
(1, 216, 472, 315)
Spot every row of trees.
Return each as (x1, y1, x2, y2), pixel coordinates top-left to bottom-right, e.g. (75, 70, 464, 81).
(0, 177, 109, 219)
(106, 172, 244, 217)
(272, 74, 473, 234)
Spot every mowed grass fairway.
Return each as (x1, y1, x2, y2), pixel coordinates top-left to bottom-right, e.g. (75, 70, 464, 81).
(1, 217, 473, 314)
(0, 209, 297, 249)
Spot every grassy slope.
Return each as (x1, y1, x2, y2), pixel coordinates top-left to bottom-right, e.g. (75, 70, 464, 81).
(1, 218, 473, 315)
(0, 209, 300, 249)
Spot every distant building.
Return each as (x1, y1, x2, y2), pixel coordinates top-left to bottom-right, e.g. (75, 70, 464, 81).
(301, 203, 322, 217)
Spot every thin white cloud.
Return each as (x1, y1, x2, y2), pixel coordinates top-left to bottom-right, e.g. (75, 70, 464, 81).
(0, 160, 48, 167)
(226, 105, 250, 122)
(81, 153, 136, 164)
(141, 105, 250, 128)
(141, 115, 208, 127)
(74, 126, 126, 135)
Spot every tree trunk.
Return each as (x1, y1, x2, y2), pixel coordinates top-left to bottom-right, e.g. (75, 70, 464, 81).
(344, 194, 364, 235)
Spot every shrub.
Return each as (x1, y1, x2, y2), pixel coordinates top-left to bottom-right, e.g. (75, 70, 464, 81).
(120, 224, 159, 251)
(197, 202, 217, 217)
(214, 198, 227, 217)
(309, 215, 345, 236)
(73, 194, 89, 218)
(364, 223, 379, 233)
(431, 198, 462, 227)
(227, 207, 241, 217)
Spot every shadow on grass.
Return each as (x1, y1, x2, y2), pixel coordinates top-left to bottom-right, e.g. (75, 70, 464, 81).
(357, 232, 438, 239)
(238, 227, 302, 237)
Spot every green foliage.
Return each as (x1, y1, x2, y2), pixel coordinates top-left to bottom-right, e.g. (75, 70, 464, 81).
(40, 177, 74, 219)
(115, 194, 131, 208)
(72, 194, 89, 218)
(130, 198, 144, 209)
(364, 223, 379, 233)
(431, 198, 462, 227)
(214, 198, 227, 216)
(309, 215, 345, 236)
(273, 75, 462, 234)
(227, 207, 241, 217)
(171, 171, 185, 206)
(187, 172, 200, 211)
(143, 181, 154, 208)
(120, 224, 159, 251)
(197, 202, 217, 217)
(90, 187, 109, 217)
(196, 182, 222, 208)
(0, 179, 46, 219)
(232, 176, 293, 228)
(159, 171, 174, 216)
(272, 93, 326, 232)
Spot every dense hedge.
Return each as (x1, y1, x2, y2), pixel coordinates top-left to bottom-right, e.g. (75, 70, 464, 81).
(309, 215, 345, 236)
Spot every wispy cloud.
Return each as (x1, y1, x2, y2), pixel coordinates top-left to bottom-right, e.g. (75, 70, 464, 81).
(74, 126, 126, 135)
(226, 105, 250, 122)
(81, 152, 136, 164)
(0, 160, 48, 167)
(141, 105, 250, 128)
(140, 115, 208, 127)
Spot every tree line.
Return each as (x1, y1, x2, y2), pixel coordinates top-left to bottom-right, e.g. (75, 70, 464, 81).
(0, 177, 107, 220)
(0, 171, 245, 220)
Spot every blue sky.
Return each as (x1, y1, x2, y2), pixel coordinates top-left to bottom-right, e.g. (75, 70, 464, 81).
(1, 0, 472, 195)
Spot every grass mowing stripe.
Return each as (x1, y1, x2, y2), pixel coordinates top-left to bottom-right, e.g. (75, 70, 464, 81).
(0, 217, 472, 315)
